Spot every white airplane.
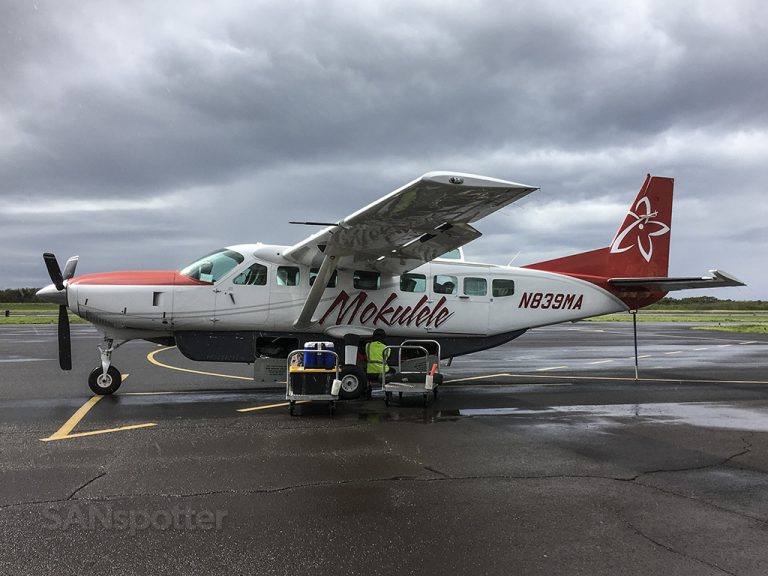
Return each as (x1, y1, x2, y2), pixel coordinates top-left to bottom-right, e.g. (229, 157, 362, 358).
(37, 172, 744, 396)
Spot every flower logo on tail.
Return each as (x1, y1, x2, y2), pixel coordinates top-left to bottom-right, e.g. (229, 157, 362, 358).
(610, 197, 670, 262)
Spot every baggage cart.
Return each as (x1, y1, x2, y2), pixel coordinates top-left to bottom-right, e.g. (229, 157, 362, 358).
(286, 348, 341, 416)
(381, 340, 442, 407)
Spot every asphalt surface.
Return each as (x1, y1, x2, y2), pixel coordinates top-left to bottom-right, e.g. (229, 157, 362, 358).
(1, 323, 767, 575)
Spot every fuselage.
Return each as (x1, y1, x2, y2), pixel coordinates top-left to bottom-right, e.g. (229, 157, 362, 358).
(62, 242, 630, 359)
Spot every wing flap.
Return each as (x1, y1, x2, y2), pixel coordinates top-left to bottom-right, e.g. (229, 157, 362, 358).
(608, 270, 746, 292)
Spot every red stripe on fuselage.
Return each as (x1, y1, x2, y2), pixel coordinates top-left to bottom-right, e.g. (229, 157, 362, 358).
(68, 271, 212, 286)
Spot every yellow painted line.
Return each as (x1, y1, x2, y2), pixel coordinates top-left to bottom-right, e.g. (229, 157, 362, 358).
(237, 400, 310, 413)
(664, 351, 682, 355)
(41, 423, 157, 442)
(40, 373, 157, 442)
(535, 366, 568, 372)
(147, 346, 252, 381)
(44, 395, 104, 440)
(42, 373, 131, 441)
(123, 391, 190, 396)
(589, 359, 614, 365)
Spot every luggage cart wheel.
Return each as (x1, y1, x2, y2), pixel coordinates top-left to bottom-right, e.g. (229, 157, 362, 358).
(329, 401, 335, 416)
(385, 391, 391, 406)
(423, 393, 428, 408)
(433, 388, 438, 399)
(289, 401, 295, 416)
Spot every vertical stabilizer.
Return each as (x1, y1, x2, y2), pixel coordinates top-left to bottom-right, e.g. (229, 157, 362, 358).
(525, 175, 674, 279)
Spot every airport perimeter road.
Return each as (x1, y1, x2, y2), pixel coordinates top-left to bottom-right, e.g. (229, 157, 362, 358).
(1, 324, 767, 575)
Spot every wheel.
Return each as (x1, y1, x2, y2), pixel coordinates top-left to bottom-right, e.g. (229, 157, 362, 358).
(338, 365, 367, 400)
(433, 388, 438, 399)
(88, 366, 122, 395)
(289, 401, 295, 416)
(329, 401, 335, 416)
(423, 393, 428, 408)
(385, 391, 391, 406)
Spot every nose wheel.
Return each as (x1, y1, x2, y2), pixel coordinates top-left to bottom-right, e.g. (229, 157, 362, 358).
(88, 365, 122, 395)
(87, 338, 125, 395)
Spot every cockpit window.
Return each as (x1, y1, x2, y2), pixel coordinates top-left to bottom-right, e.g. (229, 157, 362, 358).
(180, 249, 245, 283)
(233, 263, 268, 286)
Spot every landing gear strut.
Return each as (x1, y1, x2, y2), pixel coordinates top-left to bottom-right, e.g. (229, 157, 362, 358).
(88, 338, 126, 395)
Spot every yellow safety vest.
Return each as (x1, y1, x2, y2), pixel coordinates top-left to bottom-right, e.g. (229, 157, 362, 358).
(365, 341, 389, 375)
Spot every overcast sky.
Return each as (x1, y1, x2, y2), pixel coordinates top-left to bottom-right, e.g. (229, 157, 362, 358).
(1, 0, 766, 299)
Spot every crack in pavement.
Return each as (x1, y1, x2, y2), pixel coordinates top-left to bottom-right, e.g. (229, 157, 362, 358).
(0, 438, 762, 530)
(626, 521, 738, 576)
(634, 436, 753, 479)
(424, 465, 450, 478)
(67, 471, 107, 500)
(627, 436, 766, 525)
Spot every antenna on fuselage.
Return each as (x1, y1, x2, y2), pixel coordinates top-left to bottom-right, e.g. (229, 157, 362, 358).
(506, 251, 521, 266)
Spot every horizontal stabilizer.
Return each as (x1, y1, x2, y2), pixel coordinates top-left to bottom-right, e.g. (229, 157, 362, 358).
(608, 270, 746, 292)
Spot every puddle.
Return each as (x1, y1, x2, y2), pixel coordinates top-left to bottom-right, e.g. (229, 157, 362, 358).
(358, 410, 461, 424)
(460, 402, 768, 432)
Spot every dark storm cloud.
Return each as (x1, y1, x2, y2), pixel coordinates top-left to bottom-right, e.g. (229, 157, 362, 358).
(1, 0, 766, 298)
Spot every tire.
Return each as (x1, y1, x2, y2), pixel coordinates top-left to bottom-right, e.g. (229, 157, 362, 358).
(88, 366, 122, 395)
(338, 365, 367, 400)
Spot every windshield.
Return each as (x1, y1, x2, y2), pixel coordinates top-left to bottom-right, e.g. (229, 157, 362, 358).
(179, 248, 245, 283)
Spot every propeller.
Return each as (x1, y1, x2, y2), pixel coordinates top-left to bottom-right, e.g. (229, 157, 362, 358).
(39, 253, 79, 371)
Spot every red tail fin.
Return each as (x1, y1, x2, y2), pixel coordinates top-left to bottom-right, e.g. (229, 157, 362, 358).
(525, 175, 674, 279)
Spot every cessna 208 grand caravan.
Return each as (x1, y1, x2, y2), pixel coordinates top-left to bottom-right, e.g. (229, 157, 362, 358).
(37, 172, 744, 396)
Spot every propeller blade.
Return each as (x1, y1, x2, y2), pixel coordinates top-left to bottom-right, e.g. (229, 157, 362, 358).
(62, 255, 79, 280)
(43, 253, 65, 291)
(58, 305, 72, 371)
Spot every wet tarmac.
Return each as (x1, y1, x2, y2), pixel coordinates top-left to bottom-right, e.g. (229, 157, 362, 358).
(1, 323, 767, 575)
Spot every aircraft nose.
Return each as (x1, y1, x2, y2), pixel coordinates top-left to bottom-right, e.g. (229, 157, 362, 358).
(36, 283, 67, 305)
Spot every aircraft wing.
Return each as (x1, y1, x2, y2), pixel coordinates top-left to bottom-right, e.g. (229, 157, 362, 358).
(283, 172, 537, 273)
(284, 171, 537, 327)
(608, 270, 746, 292)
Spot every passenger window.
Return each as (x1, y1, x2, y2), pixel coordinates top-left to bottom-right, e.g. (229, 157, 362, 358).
(433, 275, 457, 295)
(309, 268, 338, 288)
(276, 266, 300, 286)
(464, 277, 487, 296)
(492, 279, 515, 297)
(400, 273, 426, 293)
(233, 263, 268, 286)
(353, 271, 380, 290)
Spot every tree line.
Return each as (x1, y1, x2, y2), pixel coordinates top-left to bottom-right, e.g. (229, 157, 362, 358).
(0, 288, 43, 303)
(648, 296, 767, 310)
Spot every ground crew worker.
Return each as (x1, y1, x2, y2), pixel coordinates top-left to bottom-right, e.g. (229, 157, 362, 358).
(366, 328, 391, 379)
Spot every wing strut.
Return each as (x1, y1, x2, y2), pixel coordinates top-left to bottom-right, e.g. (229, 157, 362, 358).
(293, 254, 338, 329)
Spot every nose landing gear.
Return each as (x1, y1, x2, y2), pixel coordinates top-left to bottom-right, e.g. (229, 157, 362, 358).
(87, 338, 126, 395)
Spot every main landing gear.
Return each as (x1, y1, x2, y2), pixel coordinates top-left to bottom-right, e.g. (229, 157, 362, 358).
(88, 338, 126, 395)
